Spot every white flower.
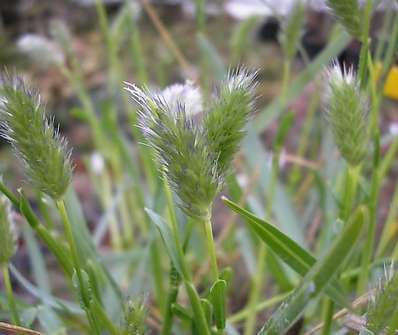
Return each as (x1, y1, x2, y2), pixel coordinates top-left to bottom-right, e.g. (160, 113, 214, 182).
(160, 81, 203, 116)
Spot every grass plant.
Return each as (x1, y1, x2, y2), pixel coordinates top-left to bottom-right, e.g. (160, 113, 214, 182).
(0, 0, 398, 334)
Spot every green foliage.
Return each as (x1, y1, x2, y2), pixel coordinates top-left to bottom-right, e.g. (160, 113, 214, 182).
(259, 206, 365, 334)
(0, 194, 17, 265)
(0, 3, 397, 334)
(222, 196, 349, 308)
(0, 76, 72, 199)
(326, 0, 362, 38)
(324, 63, 369, 166)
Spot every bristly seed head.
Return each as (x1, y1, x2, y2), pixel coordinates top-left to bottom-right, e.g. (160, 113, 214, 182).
(323, 62, 369, 166)
(280, 1, 306, 60)
(125, 68, 257, 220)
(326, 0, 362, 39)
(365, 263, 398, 334)
(204, 67, 257, 177)
(123, 296, 147, 335)
(0, 194, 17, 266)
(0, 75, 72, 199)
(125, 83, 220, 220)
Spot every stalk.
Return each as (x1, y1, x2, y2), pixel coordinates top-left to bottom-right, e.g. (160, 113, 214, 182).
(55, 200, 103, 335)
(161, 266, 179, 335)
(56, 200, 84, 290)
(163, 179, 211, 335)
(340, 165, 360, 221)
(1, 264, 21, 326)
(357, 169, 379, 294)
(150, 241, 166, 313)
(280, 59, 291, 109)
(244, 244, 266, 335)
(321, 299, 334, 335)
(203, 214, 219, 281)
(228, 291, 290, 324)
(357, 0, 373, 89)
(195, 0, 206, 33)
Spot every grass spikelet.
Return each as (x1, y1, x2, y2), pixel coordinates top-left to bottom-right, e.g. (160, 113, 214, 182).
(123, 297, 147, 335)
(0, 194, 17, 266)
(365, 264, 398, 334)
(0, 75, 72, 199)
(125, 83, 220, 220)
(280, 1, 306, 60)
(203, 68, 257, 176)
(326, 0, 362, 39)
(323, 63, 368, 166)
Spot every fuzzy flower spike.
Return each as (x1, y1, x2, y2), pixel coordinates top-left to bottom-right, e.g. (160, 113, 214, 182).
(326, 0, 362, 39)
(204, 68, 257, 177)
(125, 83, 220, 220)
(125, 68, 257, 220)
(365, 264, 398, 334)
(324, 63, 369, 166)
(0, 75, 72, 199)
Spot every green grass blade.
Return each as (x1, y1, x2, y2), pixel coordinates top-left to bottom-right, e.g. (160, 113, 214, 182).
(145, 208, 186, 280)
(19, 194, 74, 277)
(210, 279, 227, 331)
(258, 206, 366, 334)
(9, 264, 82, 314)
(222, 196, 350, 308)
(197, 32, 226, 80)
(22, 226, 51, 293)
(242, 127, 306, 245)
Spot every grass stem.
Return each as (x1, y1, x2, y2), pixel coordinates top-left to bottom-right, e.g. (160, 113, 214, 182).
(244, 244, 266, 335)
(1, 264, 21, 326)
(203, 215, 219, 281)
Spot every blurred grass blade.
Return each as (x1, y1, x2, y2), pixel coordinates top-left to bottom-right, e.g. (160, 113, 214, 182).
(19, 193, 74, 277)
(23, 226, 51, 293)
(9, 265, 82, 314)
(172, 303, 193, 321)
(64, 188, 96, 259)
(254, 29, 351, 131)
(258, 206, 366, 334)
(36, 305, 66, 335)
(230, 16, 259, 64)
(222, 196, 350, 308)
(197, 32, 226, 80)
(243, 127, 305, 245)
(210, 279, 227, 331)
(145, 208, 186, 279)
